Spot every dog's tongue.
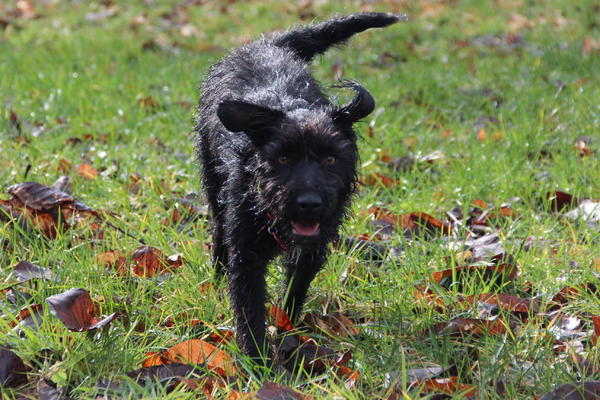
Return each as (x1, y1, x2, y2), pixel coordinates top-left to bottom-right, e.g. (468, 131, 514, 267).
(293, 222, 320, 236)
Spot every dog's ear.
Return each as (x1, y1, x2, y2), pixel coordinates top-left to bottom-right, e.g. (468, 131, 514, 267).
(217, 100, 284, 135)
(333, 81, 375, 124)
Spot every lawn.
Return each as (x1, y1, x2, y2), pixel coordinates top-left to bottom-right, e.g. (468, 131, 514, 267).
(1, 0, 599, 399)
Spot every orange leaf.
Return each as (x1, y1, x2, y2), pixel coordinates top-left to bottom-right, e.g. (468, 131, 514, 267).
(270, 306, 295, 331)
(335, 365, 360, 389)
(415, 376, 477, 397)
(97, 250, 128, 275)
(76, 163, 99, 179)
(165, 339, 237, 377)
(361, 172, 400, 188)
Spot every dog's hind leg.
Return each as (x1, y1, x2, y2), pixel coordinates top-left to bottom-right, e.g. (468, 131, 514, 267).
(283, 246, 327, 322)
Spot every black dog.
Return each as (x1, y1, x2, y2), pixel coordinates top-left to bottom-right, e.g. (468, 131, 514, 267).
(195, 12, 400, 362)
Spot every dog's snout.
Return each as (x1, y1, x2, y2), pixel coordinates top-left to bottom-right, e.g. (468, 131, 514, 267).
(296, 192, 323, 213)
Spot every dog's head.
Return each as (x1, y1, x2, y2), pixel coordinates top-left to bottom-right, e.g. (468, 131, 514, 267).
(217, 82, 374, 243)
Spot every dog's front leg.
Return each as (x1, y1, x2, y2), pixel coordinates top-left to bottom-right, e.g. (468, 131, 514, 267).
(283, 245, 328, 322)
(225, 209, 277, 362)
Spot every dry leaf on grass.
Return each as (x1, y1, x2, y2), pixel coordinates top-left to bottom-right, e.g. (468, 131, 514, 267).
(45, 288, 118, 332)
(142, 339, 236, 378)
(0, 182, 98, 238)
(0, 346, 29, 387)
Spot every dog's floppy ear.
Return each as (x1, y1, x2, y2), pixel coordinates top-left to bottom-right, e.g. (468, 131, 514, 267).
(333, 80, 375, 124)
(217, 100, 284, 134)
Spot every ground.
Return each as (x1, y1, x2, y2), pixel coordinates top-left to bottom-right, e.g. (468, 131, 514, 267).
(0, 0, 599, 399)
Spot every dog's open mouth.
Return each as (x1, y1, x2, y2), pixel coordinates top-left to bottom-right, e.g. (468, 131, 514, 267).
(292, 222, 320, 236)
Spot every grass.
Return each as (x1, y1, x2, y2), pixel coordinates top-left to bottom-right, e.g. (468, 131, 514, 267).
(1, 0, 599, 398)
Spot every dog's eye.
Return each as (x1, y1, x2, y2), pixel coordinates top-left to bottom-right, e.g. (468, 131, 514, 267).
(277, 156, 289, 165)
(324, 156, 337, 166)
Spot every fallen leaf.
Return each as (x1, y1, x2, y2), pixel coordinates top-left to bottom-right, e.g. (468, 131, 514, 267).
(432, 317, 510, 338)
(592, 316, 600, 346)
(462, 293, 540, 318)
(9, 303, 44, 333)
(303, 312, 360, 337)
(367, 207, 451, 236)
(131, 246, 181, 277)
(270, 305, 295, 331)
(412, 286, 446, 312)
(256, 381, 307, 400)
(38, 378, 70, 400)
(97, 250, 128, 275)
(138, 95, 159, 109)
(540, 381, 600, 400)
(0, 346, 29, 387)
(0, 182, 98, 238)
(76, 163, 99, 179)
(547, 191, 577, 212)
(412, 376, 477, 397)
(361, 172, 400, 188)
(45, 288, 118, 331)
(11, 260, 53, 283)
(335, 365, 359, 389)
(143, 339, 236, 378)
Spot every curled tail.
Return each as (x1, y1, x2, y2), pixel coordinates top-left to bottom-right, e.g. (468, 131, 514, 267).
(273, 12, 404, 62)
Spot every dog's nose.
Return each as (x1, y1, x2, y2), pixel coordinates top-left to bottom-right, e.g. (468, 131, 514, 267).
(296, 193, 323, 213)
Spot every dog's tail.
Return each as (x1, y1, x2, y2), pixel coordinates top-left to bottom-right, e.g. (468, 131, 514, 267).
(273, 12, 404, 62)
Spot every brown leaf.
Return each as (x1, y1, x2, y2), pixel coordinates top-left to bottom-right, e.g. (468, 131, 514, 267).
(412, 286, 446, 312)
(0, 346, 29, 387)
(335, 365, 359, 389)
(462, 293, 540, 317)
(130, 246, 181, 277)
(11, 260, 53, 283)
(143, 339, 237, 378)
(57, 158, 72, 173)
(412, 376, 477, 397)
(1, 182, 98, 238)
(592, 316, 600, 346)
(540, 381, 600, 400)
(361, 172, 400, 188)
(7, 182, 94, 214)
(45, 288, 118, 331)
(9, 303, 44, 331)
(303, 312, 360, 337)
(97, 250, 128, 275)
(76, 163, 99, 179)
(277, 335, 335, 374)
(38, 378, 69, 400)
(432, 317, 510, 338)
(207, 329, 235, 345)
(547, 191, 577, 212)
(256, 381, 307, 400)
(138, 96, 159, 109)
(366, 207, 451, 236)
